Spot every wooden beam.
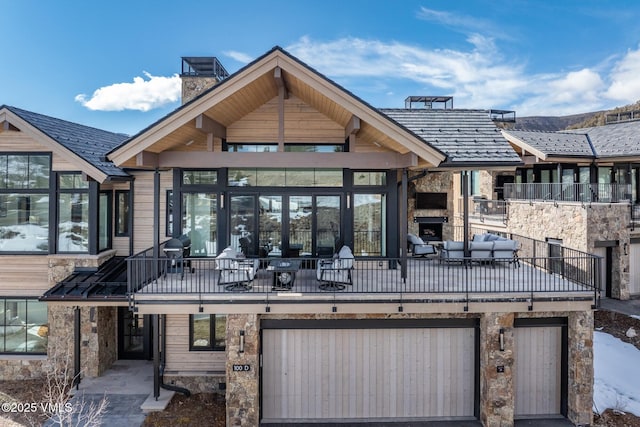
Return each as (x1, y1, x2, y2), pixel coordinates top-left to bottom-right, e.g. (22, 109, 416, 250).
(195, 114, 226, 138)
(274, 67, 289, 99)
(156, 151, 420, 169)
(345, 115, 361, 137)
(136, 151, 159, 168)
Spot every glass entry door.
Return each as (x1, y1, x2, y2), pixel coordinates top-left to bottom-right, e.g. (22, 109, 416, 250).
(118, 307, 151, 360)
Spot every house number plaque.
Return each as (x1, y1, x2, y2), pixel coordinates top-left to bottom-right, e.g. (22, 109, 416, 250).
(233, 364, 251, 371)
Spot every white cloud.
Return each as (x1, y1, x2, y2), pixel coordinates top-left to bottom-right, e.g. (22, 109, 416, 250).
(224, 50, 254, 64)
(285, 36, 640, 116)
(417, 7, 510, 41)
(605, 47, 640, 102)
(75, 72, 181, 112)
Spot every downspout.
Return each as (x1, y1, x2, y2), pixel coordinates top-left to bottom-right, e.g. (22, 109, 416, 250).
(159, 314, 191, 396)
(73, 306, 81, 390)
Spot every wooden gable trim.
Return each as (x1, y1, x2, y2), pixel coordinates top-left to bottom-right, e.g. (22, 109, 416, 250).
(0, 108, 109, 183)
(109, 49, 446, 167)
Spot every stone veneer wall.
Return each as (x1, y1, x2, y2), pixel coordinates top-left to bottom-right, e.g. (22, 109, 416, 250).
(508, 200, 631, 299)
(163, 374, 226, 394)
(409, 171, 456, 240)
(47, 306, 117, 379)
(224, 311, 593, 426)
(182, 76, 220, 104)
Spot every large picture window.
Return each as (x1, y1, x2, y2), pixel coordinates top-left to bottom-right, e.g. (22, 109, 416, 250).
(0, 298, 48, 354)
(0, 154, 50, 252)
(189, 314, 226, 351)
(58, 173, 89, 252)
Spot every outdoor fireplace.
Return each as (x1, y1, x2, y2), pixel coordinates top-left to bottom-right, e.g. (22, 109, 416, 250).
(413, 216, 447, 242)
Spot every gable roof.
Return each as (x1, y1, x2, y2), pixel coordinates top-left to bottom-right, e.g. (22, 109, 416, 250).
(503, 119, 640, 161)
(108, 46, 445, 167)
(382, 108, 522, 167)
(0, 105, 130, 182)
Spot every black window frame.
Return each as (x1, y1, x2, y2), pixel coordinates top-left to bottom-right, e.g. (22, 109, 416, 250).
(0, 297, 48, 355)
(189, 314, 226, 351)
(98, 190, 113, 251)
(56, 172, 90, 254)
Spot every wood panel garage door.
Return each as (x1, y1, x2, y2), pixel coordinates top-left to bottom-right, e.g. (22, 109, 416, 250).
(514, 318, 567, 419)
(261, 319, 478, 423)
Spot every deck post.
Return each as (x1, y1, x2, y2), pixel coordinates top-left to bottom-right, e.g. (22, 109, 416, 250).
(73, 306, 81, 389)
(400, 169, 408, 281)
(153, 313, 160, 399)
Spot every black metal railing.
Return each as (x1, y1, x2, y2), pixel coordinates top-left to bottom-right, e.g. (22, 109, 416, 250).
(126, 254, 599, 308)
(503, 182, 631, 203)
(450, 225, 600, 297)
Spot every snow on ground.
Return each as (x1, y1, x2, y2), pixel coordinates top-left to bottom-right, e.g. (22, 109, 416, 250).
(594, 331, 640, 416)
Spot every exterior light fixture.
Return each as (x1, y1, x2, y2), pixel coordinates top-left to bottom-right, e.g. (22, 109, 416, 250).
(239, 330, 245, 353)
(624, 242, 628, 256)
(499, 328, 505, 352)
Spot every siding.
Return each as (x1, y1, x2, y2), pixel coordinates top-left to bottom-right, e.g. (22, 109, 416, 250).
(132, 170, 172, 254)
(164, 314, 225, 373)
(227, 96, 345, 144)
(0, 256, 49, 296)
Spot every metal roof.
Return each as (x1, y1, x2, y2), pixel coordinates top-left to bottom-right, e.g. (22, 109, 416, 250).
(505, 119, 640, 159)
(41, 257, 128, 301)
(381, 108, 522, 166)
(2, 105, 130, 179)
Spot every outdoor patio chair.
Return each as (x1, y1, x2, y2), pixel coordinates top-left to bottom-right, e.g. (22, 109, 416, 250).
(407, 233, 437, 257)
(214, 247, 259, 291)
(439, 240, 465, 266)
(317, 245, 354, 290)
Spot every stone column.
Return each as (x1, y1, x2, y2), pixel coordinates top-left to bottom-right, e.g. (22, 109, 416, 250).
(226, 314, 259, 426)
(567, 311, 594, 426)
(479, 312, 515, 427)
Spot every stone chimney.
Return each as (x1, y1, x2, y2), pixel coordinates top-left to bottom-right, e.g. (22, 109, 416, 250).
(180, 57, 229, 104)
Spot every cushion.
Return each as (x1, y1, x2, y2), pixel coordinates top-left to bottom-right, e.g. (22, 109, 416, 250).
(408, 234, 423, 245)
(444, 241, 465, 250)
(338, 245, 354, 259)
(486, 234, 501, 241)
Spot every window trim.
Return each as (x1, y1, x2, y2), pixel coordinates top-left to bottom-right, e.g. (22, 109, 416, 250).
(56, 172, 90, 254)
(189, 314, 226, 351)
(98, 190, 113, 251)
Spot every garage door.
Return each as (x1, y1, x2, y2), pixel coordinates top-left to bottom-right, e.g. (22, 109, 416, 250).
(261, 319, 478, 423)
(514, 318, 567, 418)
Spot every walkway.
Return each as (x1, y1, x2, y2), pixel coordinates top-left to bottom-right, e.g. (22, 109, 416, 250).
(45, 360, 171, 427)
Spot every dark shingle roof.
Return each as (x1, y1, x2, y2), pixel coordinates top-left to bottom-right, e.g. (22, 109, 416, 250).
(565, 121, 640, 157)
(505, 130, 594, 157)
(506, 119, 640, 159)
(381, 108, 521, 166)
(3, 105, 130, 179)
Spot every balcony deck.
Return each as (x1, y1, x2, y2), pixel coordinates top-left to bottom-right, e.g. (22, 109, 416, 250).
(128, 255, 598, 312)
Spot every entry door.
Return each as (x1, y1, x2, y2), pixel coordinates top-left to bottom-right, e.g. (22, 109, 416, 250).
(118, 307, 151, 360)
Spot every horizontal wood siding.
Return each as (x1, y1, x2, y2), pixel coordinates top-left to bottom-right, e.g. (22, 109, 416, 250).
(514, 326, 562, 416)
(132, 170, 172, 254)
(0, 256, 50, 296)
(227, 96, 345, 144)
(165, 314, 225, 373)
(0, 132, 78, 171)
(262, 327, 475, 420)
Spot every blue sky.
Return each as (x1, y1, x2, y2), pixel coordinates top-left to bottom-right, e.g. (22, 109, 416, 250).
(2, 0, 640, 135)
